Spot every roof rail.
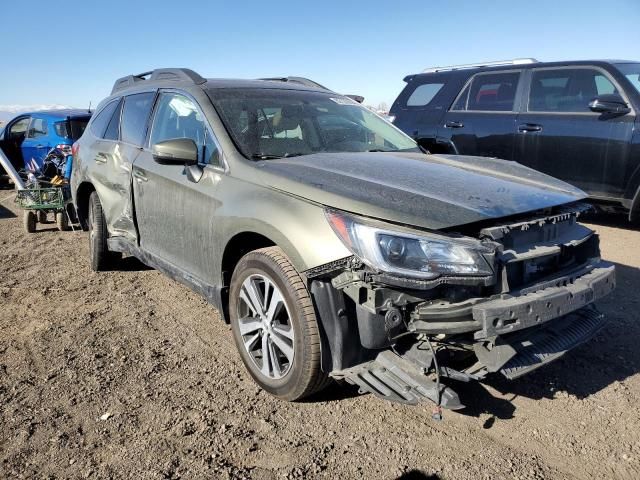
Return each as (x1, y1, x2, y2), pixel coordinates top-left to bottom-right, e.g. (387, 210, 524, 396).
(111, 68, 206, 94)
(258, 76, 331, 91)
(422, 58, 539, 73)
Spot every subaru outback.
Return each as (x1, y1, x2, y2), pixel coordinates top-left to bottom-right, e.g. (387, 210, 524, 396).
(71, 68, 615, 411)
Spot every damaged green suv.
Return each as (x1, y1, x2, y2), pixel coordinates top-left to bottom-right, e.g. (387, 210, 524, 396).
(72, 68, 615, 410)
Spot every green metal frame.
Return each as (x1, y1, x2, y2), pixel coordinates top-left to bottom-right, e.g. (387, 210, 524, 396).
(15, 187, 65, 211)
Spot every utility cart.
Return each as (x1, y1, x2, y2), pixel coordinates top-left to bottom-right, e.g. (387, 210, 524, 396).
(15, 185, 72, 233)
(1, 145, 73, 233)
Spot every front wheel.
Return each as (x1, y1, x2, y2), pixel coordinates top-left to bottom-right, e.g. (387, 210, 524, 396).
(229, 247, 330, 401)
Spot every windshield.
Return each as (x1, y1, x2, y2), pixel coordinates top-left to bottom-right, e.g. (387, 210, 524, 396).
(208, 88, 418, 159)
(616, 63, 640, 95)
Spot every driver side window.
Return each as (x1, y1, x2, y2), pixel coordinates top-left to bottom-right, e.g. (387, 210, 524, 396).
(150, 92, 221, 167)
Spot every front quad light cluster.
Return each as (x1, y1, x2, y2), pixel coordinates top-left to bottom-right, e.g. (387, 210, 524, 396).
(326, 210, 494, 280)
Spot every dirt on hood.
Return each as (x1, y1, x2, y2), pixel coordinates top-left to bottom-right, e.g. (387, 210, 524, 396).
(257, 152, 587, 230)
(0, 196, 639, 479)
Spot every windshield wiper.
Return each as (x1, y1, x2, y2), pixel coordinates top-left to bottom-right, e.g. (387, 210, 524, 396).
(250, 154, 283, 160)
(250, 152, 309, 160)
(365, 147, 424, 154)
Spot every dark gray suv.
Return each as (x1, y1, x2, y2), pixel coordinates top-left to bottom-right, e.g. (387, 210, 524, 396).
(390, 59, 640, 221)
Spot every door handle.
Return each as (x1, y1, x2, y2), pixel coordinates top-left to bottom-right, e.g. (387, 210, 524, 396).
(518, 123, 542, 133)
(133, 169, 148, 182)
(94, 152, 108, 164)
(444, 121, 464, 129)
(35, 144, 45, 148)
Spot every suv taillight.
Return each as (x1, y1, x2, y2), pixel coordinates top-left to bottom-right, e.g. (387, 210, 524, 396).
(71, 143, 79, 157)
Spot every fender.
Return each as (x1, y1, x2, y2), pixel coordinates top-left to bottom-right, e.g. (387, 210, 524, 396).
(211, 175, 351, 287)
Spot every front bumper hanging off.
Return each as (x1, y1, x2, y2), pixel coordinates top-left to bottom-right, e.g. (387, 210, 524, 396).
(472, 263, 615, 339)
(324, 264, 615, 410)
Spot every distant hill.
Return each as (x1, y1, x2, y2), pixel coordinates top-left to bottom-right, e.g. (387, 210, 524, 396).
(0, 104, 74, 122)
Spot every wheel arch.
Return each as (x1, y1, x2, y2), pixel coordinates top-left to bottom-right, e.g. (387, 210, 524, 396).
(219, 231, 277, 323)
(74, 181, 96, 231)
(629, 184, 640, 223)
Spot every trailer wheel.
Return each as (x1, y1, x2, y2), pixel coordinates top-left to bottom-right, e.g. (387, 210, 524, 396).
(56, 210, 69, 231)
(23, 211, 37, 233)
(38, 211, 47, 223)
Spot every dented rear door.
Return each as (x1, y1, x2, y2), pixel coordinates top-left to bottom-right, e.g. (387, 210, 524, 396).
(86, 98, 137, 242)
(89, 92, 156, 242)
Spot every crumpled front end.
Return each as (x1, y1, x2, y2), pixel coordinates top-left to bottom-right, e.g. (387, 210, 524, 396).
(307, 203, 615, 410)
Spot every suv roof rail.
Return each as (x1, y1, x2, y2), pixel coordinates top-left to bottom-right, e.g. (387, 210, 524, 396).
(422, 58, 539, 73)
(258, 76, 331, 91)
(111, 68, 207, 94)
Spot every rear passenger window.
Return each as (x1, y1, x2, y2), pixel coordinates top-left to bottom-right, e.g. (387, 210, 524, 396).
(90, 100, 119, 138)
(406, 83, 444, 107)
(27, 118, 48, 138)
(120, 92, 155, 146)
(466, 72, 520, 111)
(529, 68, 619, 112)
(451, 84, 470, 110)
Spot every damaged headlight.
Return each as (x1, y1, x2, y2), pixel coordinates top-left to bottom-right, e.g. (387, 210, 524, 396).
(326, 210, 494, 280)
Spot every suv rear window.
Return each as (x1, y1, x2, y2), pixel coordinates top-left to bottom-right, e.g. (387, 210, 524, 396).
(452, 72, 520, 112)
(406, 83, 444, 107)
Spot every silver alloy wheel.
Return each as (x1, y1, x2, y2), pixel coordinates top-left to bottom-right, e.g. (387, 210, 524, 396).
(237, 274, 295, 380)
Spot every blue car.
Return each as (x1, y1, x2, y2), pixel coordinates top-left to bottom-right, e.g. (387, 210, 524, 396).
(0, 109, 91, 174)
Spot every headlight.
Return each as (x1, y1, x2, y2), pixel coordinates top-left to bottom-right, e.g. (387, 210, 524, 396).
(326, 210, 493, 280)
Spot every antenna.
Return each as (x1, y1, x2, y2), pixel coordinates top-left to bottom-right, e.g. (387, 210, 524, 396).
(88, 101, 92, 114)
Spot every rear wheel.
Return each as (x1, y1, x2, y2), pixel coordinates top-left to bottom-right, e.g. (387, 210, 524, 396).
(56, 210, 69, 231)
(88, 192, 120, 271)
(23, 211, 36, 233)
(229, 247, 330, 401)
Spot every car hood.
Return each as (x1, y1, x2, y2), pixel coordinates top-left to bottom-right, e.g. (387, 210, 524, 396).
(255, 152, 587, 230)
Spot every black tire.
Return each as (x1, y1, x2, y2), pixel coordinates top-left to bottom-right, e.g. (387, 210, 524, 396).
(229, 247, 330, 401)
(38, 211, 47, 223)
(88, 191, 120, 271)
(56, 210, 69, 231)
(23, 211, 36, 233)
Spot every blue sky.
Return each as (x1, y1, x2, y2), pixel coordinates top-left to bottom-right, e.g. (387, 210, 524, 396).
(0, 0, 638, 109)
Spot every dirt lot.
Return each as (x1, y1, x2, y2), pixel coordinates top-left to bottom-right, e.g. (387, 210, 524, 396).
(1, 194, 639, 480)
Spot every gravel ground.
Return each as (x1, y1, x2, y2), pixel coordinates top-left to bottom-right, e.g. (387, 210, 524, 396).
(1, 194, 639, 480)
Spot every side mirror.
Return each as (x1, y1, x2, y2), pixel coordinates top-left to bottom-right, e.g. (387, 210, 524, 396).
(588, 94, 630, 115)
(152, 138, 199, 165)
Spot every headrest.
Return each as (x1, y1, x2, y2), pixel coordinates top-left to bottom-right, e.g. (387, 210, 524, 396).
(273, 105, 303, 132)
